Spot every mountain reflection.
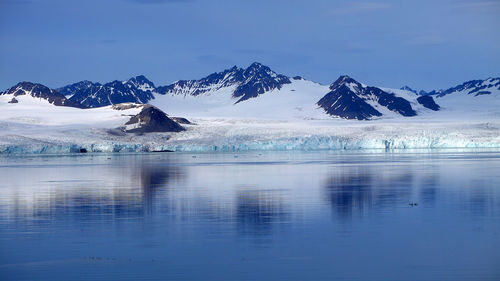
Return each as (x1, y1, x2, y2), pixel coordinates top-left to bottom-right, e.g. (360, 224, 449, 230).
(0, 158, 185, 222)
(139, 162, 183, 215)
(419, 175, 439, 206)
(1, 153, 498, 236)
(323, 166, 416, 220)
(236, 189, 290, 236)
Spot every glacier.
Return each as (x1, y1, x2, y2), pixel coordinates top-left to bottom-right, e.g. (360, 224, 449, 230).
(1, 119, 500, 154)
(2, 79, 500, 154)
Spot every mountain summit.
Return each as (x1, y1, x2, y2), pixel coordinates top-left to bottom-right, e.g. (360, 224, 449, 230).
(57, 75, 157, 108)
(317, 75, 421, 120)
(156, 62, 291, 103)
(1, 82, 82, 108)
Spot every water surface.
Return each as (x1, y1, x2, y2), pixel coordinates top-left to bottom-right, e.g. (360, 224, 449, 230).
(1, 151, 499, 280)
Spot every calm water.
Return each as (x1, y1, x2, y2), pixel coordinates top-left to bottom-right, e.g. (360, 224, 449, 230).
(0, 151, 499, 281)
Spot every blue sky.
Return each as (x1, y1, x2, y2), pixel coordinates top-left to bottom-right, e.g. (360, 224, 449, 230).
(0, 0, 498, 91)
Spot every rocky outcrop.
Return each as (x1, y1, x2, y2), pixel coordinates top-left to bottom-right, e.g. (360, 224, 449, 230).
(416, 96, 440, 111)
(124, 105, 185, 133)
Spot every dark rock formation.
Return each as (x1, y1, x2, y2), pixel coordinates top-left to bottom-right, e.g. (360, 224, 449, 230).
(417, 95, 440, 111)
(124, 105, 185, 133)
(317, 76, 417, 120)
(171, 117, 193, 125)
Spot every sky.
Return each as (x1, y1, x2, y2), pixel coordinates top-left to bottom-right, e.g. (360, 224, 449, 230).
(0, 0, 499, 91)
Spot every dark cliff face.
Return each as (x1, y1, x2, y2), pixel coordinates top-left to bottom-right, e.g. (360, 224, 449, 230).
(1, 82, 83, 108)
(317, 83, 382, 120)
(58, 75, 156, 108)
(232, 62, 291, 103)
(417, 95, 440, 111)
(124, 105, 185, 133)
(156, 62, 291, 104)
(57, 80, 97, 97)
(317, 76, 417, 120)
(364, 87, 416, 117)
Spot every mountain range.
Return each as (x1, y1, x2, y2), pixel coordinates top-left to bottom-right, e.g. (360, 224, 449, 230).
(1, 62, 499, 121)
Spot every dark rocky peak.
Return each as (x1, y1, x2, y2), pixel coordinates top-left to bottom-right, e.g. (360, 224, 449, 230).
(59, 76, 156, 108)
(124, 105, 185, 133)
(243, 62, 268, 75)
(57, 80, 102, 97)
(157, 62, 291, 103)
(329, 75, 363, 92)
(232, 62, 291, 103)
(156, 66, 245, 96)
(102, 80, 131, 94)
(318, 76, 420, 120)
(317, 85, 382, 120)
(126, 75, 156, 91)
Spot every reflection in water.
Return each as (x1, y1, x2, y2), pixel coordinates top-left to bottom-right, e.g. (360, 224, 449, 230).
(1, 152, 500, 281)
(419, 175, 439, 206)
(323, 166, 440, 220)
(323, 170, 373, 219)
(236, 189, 290, 236)
(0, 157, 186, 223)
(139, 162, 183, 215)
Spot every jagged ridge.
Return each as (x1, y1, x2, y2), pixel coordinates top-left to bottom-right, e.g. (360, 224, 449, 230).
(156, 62, 291, 104)
(57, 75, 157, 108)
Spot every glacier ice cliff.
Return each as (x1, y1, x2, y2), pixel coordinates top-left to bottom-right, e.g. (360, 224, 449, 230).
(1, 119, 500, 154)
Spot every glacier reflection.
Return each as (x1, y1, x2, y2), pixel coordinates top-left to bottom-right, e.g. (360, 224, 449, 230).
(0, 152, 499, 231)
(1, 152, 500, 281)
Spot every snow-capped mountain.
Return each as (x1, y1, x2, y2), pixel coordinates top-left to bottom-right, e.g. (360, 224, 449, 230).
(405, 77, 500, 97)
(57, 75, 157, 108)
(152, 74, 327, 120)
(0, 82, 82, 108)
(428, 77, 500, 116)
(434, 77, 500, 97)
(317, 76, 439, 120)
(2, 65, 498, 122)
(156, 62, 292, 104)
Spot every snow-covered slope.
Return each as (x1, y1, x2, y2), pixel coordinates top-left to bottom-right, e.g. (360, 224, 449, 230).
(153, 67, 441, 121)
(152, 77, 329, 120)
(1, 82, 82, 108)
(0, 94, 141, 127)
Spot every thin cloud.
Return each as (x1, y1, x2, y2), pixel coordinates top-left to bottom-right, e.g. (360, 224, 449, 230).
(128, 0, 193, 4)
(404, 35, 449, 46)
(1, 0, 34, 5)
(453, 0, 500, 9)
(197, 55, 235, 66)
(99, 39, 118, 45)
(329, 2, 391, 15)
